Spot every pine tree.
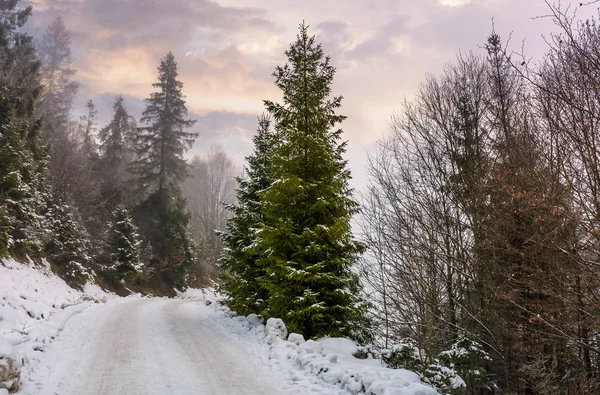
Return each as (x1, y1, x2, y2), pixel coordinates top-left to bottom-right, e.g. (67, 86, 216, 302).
(80, 99, 98, 159)
(45, 202, 93, 287)
(258, 23, 366, 339)
(98, 96, 136, 209)
(37, 16, 78, 137)
(108, 206, 142, 281)
(0, 114, 49, 254)
(131, 52, 199, 288)
(0, 0, 50, 255)
(134, 190, 196, 288)
(220, 115, 274, 315)
(131, 52, 197, 195)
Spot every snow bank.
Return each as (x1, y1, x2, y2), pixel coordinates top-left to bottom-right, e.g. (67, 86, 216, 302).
(0, 258, 112, 392)
(267, 333, 439, 395)
(184, 289, 439, 395)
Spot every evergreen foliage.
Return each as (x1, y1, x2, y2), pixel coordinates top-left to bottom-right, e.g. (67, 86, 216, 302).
(134, 189, 196, 288)
(80, 99, 98, 159)
(256, 23, 366, 339)
(220, 115, 274, 314)
(45, 202, 93, 286)
(37, 15, 78, 137)
(108, 206, 142, 281)
(98, 96, 136, 209)
(131, 52, 198, 195)
(130, 53, 199, 288)
(0, 0, 49, 256)
(0, 114, 49, 254)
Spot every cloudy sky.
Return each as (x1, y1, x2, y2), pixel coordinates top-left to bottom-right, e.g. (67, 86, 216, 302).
(24, 0, 596, 190)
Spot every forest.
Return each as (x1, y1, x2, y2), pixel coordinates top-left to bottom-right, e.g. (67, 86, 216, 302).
(2, 0, 600, 393)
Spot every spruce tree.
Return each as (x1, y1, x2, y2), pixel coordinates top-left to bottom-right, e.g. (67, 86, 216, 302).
(99, 96, 136, 209)
(134, 190, 196, 287)
(108, 206, 142, 281)
(131, 52, 198, 287)
(131, 52, 197, 195)
(45, 202, 93, 286)
(37, 16, 78, 137)
(258, 23, 366, 339)
(80, 99, 98, 159)
(221, 115, 274, 315)
(0, 0, 50, 255)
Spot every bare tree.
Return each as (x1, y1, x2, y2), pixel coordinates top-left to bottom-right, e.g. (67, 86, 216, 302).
(182, 146, 238, 277)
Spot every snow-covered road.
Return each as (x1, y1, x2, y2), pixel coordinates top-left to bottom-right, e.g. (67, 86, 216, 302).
(21, 298, 293, 395)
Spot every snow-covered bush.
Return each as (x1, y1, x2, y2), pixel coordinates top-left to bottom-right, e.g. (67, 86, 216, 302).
(381, 338, 425, 373)
(219, 307, 438, 395)
(246, 313, 264, 326)
(438, 336, 497, 393)
(381, 338, 466, 394)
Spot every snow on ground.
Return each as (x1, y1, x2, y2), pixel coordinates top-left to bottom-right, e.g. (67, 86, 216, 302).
(1, 260, 438, 395)
(179, 289, 439, 395)
(0, 258, 114, 392)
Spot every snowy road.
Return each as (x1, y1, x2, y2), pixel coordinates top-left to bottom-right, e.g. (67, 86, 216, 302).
(21, 298, 294, 395)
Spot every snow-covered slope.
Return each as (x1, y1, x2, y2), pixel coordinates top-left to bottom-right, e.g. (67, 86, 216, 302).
(0, 258, 112, 392)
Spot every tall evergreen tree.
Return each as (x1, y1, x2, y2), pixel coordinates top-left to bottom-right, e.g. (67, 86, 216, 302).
(37, 16, 78, 137)
(257, 23, 366, 339)
(99, 96, 136, 209)
(131, 52, 197, 195)
(134, 190, 196, 287)
(0, 0, 49, 255)
(80, 99, 98, 159)
(131, 52, 198, 288)
(220, 115, 274, 315)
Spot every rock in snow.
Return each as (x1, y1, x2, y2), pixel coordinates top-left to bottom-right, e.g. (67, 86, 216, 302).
(287, 333, 305, 345)
(265, 317, 288, 345)
(0, 338, 20, 392)
(246, 313, 264, 326)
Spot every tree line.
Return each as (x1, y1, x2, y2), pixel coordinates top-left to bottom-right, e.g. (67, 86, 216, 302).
(0, 1, 233, 292)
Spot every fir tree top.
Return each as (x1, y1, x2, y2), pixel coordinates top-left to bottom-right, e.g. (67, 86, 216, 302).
(264, 22, 346, 136)
(132, 52, 198, 194)
(100, 96, 135, 160)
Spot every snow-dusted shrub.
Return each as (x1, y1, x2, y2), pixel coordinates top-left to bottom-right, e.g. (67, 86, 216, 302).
(423, 362, 464, 394)
(107, 206, 143, 283)
(382, 338, 424, 373)
(353, 345, 380, 360)
(382, 338, 467, 394)
(438, 336, 497, 393)
(45, 203, 94, 288)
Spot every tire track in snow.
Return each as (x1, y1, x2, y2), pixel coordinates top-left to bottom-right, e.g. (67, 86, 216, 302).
(21, 298, 294, 395)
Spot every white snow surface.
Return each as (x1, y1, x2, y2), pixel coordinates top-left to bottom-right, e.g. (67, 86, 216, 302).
(0, 258, 113, 392)
(178, 289, 440, 395)
(1, 260, 438, 395)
